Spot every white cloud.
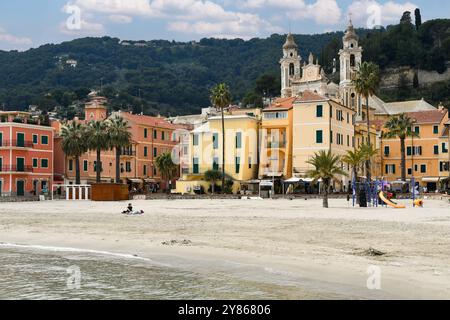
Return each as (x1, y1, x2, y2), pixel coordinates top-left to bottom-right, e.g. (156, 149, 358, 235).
(62, 0, 282, 39)
(240, 0, 342, 25)
(108, 15, 133, 24)
(60, 18, 105, 36)
(347, 0, 418, 27)
(0, 27, 32, 46)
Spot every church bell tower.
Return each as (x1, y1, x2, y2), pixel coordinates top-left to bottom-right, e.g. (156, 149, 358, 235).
(280, 33, 302, 98)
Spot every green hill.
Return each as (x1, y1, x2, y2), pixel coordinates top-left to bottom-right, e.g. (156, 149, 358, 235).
(0, 16, 448, 118)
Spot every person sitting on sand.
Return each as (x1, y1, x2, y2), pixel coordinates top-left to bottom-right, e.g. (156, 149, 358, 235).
(122, 203, 133, 214)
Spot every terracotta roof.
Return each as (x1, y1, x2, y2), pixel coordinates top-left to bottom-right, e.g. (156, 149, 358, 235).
(119, 112, 183, 130)
(405, 109, 448, 124)
(295, 90, 328, 103)
(264, 97, 296, 111)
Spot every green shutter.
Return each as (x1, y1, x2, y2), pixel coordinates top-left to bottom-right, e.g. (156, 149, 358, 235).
(83, 160, 88, 171)
(213, 133, 218, 149)
(316, 130, 323, 144)
(316, 105, 323, 117)
(41, 159, 49, 168)
(235, 157, 241, 174)
(41, 135, 49, 145)
(236, 132, 242, 149)
(33, 158, 38, 168)
(434, 126, 439, 134)
(193, 158, 199, 174)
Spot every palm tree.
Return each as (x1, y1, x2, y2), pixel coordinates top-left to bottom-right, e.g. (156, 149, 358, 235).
(342, 148, 365, 184)
(204, 170, 223, 194)
(86, 121, 109, 183)
(155, 152, 177, 193)
(108, 116, 132, 184)
(353, 61, 380, 182)
(210, 83, 231, 193)
(307, 150, 347, 208)
(60, 121, 88, 185)
(360, 142, 379, 179)
(383, 114, 419, 181)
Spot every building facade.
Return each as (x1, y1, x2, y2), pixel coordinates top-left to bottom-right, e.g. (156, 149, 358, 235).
(176, 115, 260, 194)
(0, 112, 54, 197)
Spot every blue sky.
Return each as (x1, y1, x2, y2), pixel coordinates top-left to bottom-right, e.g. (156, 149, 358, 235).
(0, 0, 448, 51)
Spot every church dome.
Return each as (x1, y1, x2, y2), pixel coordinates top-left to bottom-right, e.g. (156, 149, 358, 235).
(343, 20, 359, 42)
(283, 33, 298, 50)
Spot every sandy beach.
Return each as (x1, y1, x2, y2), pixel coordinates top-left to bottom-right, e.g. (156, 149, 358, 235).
(1, 198, 450, 299)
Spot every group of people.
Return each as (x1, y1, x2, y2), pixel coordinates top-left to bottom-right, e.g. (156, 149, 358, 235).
(121, 203, 144, 215)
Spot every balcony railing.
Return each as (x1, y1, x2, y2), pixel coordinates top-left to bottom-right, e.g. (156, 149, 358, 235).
(0, 140, 34, 148)
(121, 150, 136, 157)
(1, 165, 34, 173)
(266, 141, 287, 149)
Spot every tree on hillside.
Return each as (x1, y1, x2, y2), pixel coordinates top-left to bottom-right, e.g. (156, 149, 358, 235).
(255, 74, 279, 98)
(400, 11, 412, 25)
(415, 8, 422, 30)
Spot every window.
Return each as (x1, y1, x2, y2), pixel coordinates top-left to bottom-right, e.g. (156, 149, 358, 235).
(316, 105, 323, 118)
(329, 105, 333, 118)
(41, 159, 49, 168)
(264, 112, 287, 119)
(32, 158, 38, 168)
(420, 164, 427, 173)
(434, 145, 439, 155)
(0, 132, 2, 146)
(16, 132, 25, 147)
(236, 132, 242, 149)
(126, 162, 132, 173)
(193, 134, 199, 146)
(408, 146, 422, 156)
(0, 157, 2, 171)
(384, 146, 390, 156)
(407, 168, 412, 175)
(144, 147, 148, 157)
(433, 126, 439, 134)
(347, 113, 350, 124)
(83, 160, 88, 172)
(235, 157, 241, 174)
(414, 164, 418, 172)
(33, 134, 38, 144)
(161, 131, 165, 140)
(193, 158, 199, 174)
(407, 146, 412, 156)
(213, 133, 219, 149)
(414, 126, 420, 135)
(143, 165, 147, 176)
(316, 130, 323, 144)
(289, 63, 295, 76)
(248, 157, 252, 169)
(385, 164, 396, 174)
(213, 157, 219, 171)
(347, 135, 350, 147)
(144, 128, 148, 138)
(330, 131, 333, 144)
(41, 135, 49, 145)
(153, 167, 157, 176)
(153, 148, 157, 157)
(443, 143, 449, 153)
(440, 162, 449, 172)
(69, 159, 73, 171)
(153, 130, 157, 139)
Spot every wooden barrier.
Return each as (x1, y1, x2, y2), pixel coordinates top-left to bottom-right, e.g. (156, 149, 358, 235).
(91, 184, 130, 201)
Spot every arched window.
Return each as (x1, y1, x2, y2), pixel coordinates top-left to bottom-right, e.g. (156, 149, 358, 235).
(289, 63, 295, 76)
(350, 54, 356, 67)
(351, 93, 356, 108)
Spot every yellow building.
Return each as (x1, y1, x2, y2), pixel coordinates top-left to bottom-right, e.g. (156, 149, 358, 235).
(259, 97, 295, 180)
(380, 108, 449, 192)
(292, 91, 356, 192)
(175, 114, 260, 194)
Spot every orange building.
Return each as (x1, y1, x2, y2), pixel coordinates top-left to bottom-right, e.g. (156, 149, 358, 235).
(380, 107, 449, 191)
(0, 112, 54, 197)
(62, 98, 187, 191)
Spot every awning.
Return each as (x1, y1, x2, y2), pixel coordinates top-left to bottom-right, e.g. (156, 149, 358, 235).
(284, 177, 302, 183)
(391, 180, 408, 185)
(244, 180, 261, 184)
(301, 178, 322, 183)
(260, 180, 274, 187)
(145, 179, 157, 183)
(129, 179, 143, 183)
(422, 177, 440, 183)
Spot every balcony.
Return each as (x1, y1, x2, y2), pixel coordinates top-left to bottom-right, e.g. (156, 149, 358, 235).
(120, 148, 136, 157)
(0, 140, 34, 148)
(266, 141, 287, 149)
(1, 165, 34, 173)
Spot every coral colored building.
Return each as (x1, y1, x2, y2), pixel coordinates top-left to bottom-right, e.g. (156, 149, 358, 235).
(0, 112, 54, 197)
(62, 97, 188, 190)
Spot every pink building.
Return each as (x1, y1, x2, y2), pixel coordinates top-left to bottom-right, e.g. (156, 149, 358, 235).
(0, 112, 54, 197)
